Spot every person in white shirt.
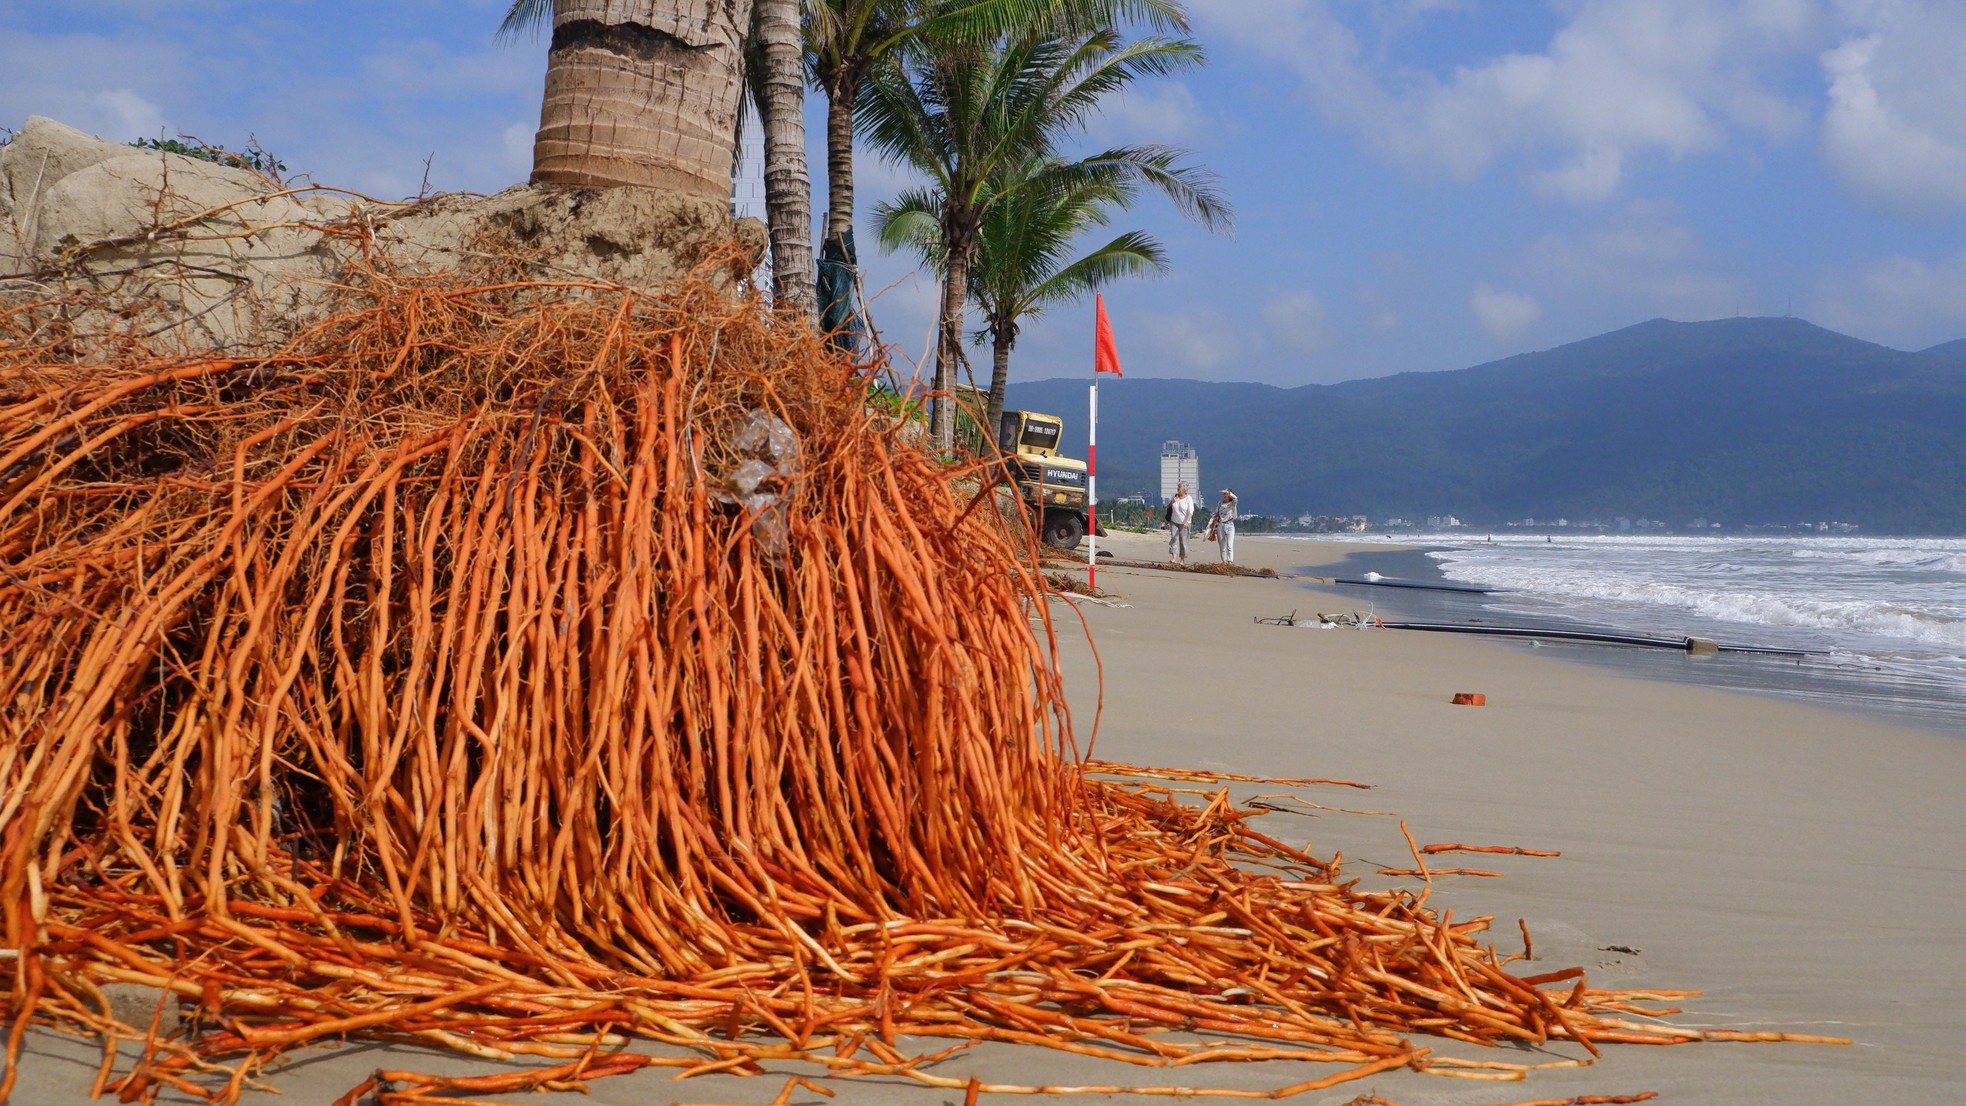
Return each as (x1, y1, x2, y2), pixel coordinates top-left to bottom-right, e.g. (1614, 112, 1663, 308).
(1208, 488, 1238, 563)
(1166, 484, 1196, 564)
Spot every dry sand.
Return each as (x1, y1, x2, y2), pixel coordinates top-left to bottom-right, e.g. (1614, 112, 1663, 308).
(1046, 529, 1966, 1103)
(14, 531, 1965, 1104)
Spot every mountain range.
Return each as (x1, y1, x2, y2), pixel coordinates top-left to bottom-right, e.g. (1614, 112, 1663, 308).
(1003, 317, 1966, 533)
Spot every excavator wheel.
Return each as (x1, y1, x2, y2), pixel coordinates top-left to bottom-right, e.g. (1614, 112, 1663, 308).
(1041, 510, 1085, 550)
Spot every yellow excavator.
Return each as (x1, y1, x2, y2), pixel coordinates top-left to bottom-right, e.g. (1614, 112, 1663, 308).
(955, 387, 1092, 549)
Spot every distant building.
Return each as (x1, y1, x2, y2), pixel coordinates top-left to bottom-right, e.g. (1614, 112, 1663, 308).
(1159, 440, 1200, 502)
(731, 104, 770, 291)
(731, 119, 766, 221)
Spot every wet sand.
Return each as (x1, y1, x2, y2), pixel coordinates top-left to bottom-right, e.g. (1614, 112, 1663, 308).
(1042, 530, 1966, 1103)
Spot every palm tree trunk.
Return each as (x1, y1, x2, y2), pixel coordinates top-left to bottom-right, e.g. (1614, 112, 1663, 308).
(531, 0, 756, 199)
(823, 75, 859, 240)
(985, 317, 1016, 442)
(754, 0, 813, 316)
(933, 245, 972, 450)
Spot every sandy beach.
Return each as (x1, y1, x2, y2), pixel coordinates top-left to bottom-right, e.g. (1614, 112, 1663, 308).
(1039, 529, 1966, 1103)
(15, 532, 1965, 1104)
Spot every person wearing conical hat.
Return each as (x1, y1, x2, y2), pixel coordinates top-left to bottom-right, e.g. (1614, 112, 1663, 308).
(1207, 488, 1238, 564)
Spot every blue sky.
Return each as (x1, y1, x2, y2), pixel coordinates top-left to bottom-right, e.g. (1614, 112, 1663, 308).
(5, 1, 1964, 386)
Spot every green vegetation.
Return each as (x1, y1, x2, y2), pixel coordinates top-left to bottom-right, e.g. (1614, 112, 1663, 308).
(866, 382, 925, 421)
(130, 136, 286, 177)
(803, 1, 1192, 242)
(868, 26, 1224, 441)
(1093, 498, 1160, 527)
(860, 24, 1222, 447)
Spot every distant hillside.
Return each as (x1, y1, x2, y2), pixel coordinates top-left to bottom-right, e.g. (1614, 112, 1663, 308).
(1006, 317, 1966, 533)
(1921, 338, 1966, 368)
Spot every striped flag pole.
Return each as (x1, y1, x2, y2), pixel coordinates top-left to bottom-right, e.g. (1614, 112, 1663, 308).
(1088, 382, 1098, 590)
(1089, 293, 1123, 591)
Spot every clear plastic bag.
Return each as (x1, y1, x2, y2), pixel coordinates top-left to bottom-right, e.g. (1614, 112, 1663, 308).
(712, 410, 800, 562)
(732, 409, 798, 473)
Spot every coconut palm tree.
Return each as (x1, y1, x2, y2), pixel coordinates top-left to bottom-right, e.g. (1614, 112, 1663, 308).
(500, 0, 754, 200)
(753, 0, 815, 315)
(808, 0, 1190, 243)
(857, 28, 1226, 446)
(879, 149, 1221, 433)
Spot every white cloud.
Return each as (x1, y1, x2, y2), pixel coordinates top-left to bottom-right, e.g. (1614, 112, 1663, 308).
(1522, 201, 1748, 318)
(1387, 0, 1476, 16)
(1086, 84, 1210, 147)
(250, 37, 545, 195)
(1355, 254, 1425, 340)
(850, 154, 942, 371)
(1194, 0, 1817, 203)
(859, 269, 944, 380)
(1470, 284, 1542, 341)
(1141, 307, 1241, 375)
(1367, 304, 1400, 337)
(1818, 2, 1966, 215)
(1815, 250, 1966, 345)
(88, 89, 168, 140)
(0, 32, 190, 144)
(1529, 144, 1625, 204)
(1262, 290, 1335, 355)
(0, 17, 547, 199)
(854, 147, 931, 213)
(501, 121, 535, 179)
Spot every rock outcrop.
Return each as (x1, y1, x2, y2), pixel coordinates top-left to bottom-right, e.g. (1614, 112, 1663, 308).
(1, 116, 766, 351)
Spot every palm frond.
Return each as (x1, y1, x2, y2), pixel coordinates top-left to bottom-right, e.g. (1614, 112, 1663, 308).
(1073, 144, 1232, 234)
(1025, 230, 1167, 306)
(873, 188, 945, 261)
(496, 0, 552, 43)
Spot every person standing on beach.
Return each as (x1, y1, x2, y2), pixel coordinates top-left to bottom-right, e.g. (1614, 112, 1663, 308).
(1208, 488, 1238, 563)
(1167, 484, 1196, 564)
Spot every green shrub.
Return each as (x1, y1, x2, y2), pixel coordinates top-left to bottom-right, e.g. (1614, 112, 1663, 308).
(131, 136, 286, 177)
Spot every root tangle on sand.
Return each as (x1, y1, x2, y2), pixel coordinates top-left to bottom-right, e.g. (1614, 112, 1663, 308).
(0, 264, 1841, 1104)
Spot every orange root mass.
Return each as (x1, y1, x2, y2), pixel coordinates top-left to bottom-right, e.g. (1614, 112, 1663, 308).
(0, 264, 1843, 1104)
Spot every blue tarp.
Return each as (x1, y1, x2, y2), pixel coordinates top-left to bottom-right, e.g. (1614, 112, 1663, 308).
(817, 228, 864, 356)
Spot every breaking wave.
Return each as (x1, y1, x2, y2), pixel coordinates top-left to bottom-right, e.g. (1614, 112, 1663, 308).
(1424, 535, 1966, 661)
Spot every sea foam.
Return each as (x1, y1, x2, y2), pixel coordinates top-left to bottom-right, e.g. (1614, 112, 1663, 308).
(1423, 535, 1966, 664)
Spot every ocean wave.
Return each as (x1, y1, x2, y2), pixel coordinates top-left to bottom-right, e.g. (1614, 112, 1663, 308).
(1694, 560, 1751, 574)
(1418, 533, 1966, 568)
(1787, 547, 1966, 573)
(1416, 535, 1966, 716)
(1430, 560, 1966, 651)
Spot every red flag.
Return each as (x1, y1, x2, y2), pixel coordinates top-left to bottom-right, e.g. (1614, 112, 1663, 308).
(1093, 293, 1123, 376)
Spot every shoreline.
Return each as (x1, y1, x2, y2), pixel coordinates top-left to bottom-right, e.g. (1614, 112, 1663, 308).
(1046, 530, 1966, 1103)
(1274, 535, 1966, 739)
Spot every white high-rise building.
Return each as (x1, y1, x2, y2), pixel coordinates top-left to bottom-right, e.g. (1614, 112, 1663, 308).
(731, 104, 767, 222)
(1159, 440, 1200, 503)
(730, 103, 771, 292)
